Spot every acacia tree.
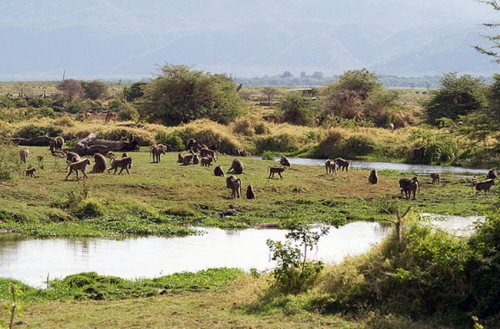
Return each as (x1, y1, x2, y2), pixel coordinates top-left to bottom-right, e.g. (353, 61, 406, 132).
(138, 64, 245, 125)
(81, 80, 109, 100)
(56, 79, 84, 101)
(261, 86, 280, 105)
(474, 1, 500, 62)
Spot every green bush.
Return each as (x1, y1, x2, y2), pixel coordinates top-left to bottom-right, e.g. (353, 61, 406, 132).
(255, 133, 301, 153)
(155, 132, 184, 150)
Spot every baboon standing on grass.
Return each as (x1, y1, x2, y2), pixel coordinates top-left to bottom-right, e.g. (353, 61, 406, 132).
(66, 158, 91, 180)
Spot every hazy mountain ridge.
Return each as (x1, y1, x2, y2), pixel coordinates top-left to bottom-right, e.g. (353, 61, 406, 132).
(0, 0, 498, 80)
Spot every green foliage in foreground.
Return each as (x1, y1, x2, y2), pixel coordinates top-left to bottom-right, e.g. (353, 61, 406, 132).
(0, 268, 243, 303)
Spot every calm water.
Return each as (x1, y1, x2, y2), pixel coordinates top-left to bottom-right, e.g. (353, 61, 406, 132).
(0, 216, 482, 288)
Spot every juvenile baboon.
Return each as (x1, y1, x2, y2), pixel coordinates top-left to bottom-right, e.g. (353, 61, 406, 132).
(177, 153, 184, 163)
(268, 166, 285, 179)
(413, 146, 426, 159)
(91, 153, 107, 173)
(334, 157, 351, 171)
(24, 167, 37, 178)
(226, 175, 242, 198)
(228, 158, 244, 174)
(19, 148, 29, 163)
(200, 147, 217, 161)
(108, 157, 133, 174)
(325, 159, 337, 174)
(280, 156, 291, 167)
(368, 169, 378, 184)
(200, 156, 213, 167)
(81, 112, 92, 122)
(214, 164, 224, 177)
(430, 173, 440, 185)
(66, 158, 91, 180)
(182, 154, 194, 165)
(246, 185, 256, 199)
(487, 168, 497, 180)
(399, 176, 419, 200)
(193, 154, 200, 165)
(49, 136, 64, 153)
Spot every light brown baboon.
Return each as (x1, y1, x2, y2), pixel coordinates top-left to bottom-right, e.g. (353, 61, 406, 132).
(107, 157, 133, 174)
(91, 153, 107, 173)
(246, 185, 256, 199)
(226, 175, 242, 198)
(65, 151, 81, 163)
(325, 159, 337, 174)
(177, 153, 184, 163)
(19, 148, 29, 164)
(193, 154, 199, 165)
(487, 168, 497, 180)
(268, 166, 285, 179)
(368, 169, 378, 184)
(214, 164, 224, 177)
(334, 157, 351, 171)
(228, 158, 244, 174)
(430, 173, 440, 185)
(150, 144, 169, 163)
(49, 136, 64, 153)
(200, 156, 213, 167)
(200, 147, 217, 162)
(280, 156, 291, 167)
(66, 158, 91, 180)
(471, 178, 495, 195)
(182, 154, 194, 165)
(24, 167, 37, 178)
(399, 176, 419, 200)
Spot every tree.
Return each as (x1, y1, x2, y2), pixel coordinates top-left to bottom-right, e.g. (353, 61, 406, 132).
(279, 92, 315, 125)
(311, 71, 324, 79)
(328, 68, 383, 100)
(81, 80, 109, 100)
(123, 82, 147, 102)
(422, 73, 487, 126)
(138, 64, 245, 125)
(474, 1, 500, 62)
(280, 71, 293, 78)
(56, 79, 84, 101)
(261, 86, 280, 106)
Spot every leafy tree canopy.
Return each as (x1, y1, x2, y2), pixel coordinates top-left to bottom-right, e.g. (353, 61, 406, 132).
(81, 80, 109, 100)
(138, 64, 245, 125)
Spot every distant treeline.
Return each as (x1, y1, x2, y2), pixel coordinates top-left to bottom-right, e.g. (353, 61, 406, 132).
(234, 74, 494, 89)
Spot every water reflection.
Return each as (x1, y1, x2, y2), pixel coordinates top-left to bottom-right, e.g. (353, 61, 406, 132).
(0, 221, 389, 288)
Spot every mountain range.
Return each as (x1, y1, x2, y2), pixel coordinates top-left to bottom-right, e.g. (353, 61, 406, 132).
(0, 0, 499, 81)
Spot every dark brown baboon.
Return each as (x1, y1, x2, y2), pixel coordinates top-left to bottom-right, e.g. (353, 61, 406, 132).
(107, 157, 132, 174)
(325, 159, 337, 174)
(246, 185, 256, 199)
(182, 154, 194, 165)
(239, 149, 248, 157)
(268, 166, 285, 179)
(150, 144, 169, 163)
(91, 153, 107, 173)
(368, 169, 378, 184)
(200, 156, 213, 167)
(186, 138, 198, 151)
(280, 156, 291, 167)
(226, 175, 242, 198)
(177, 153, 184, 163)
(214, 164, 224, 177)
(430, 173, 440, 185)
(228, 158, 244, 174)
(49, 136, 64, 153)
(399, 176, 419, 200)
(334, 157, 351, 171)
(66, 158, 91, 180)
(19, 148, 29, 164)
(487, 168, 497, 180)
(24, 167, 37, 178)
(200, 147, 217, 161)
(413, 146, 426, 159)
(471, 178, 495, 195)
(193, 154, 200, 165)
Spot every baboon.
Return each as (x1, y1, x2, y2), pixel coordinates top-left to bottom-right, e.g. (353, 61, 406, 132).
(325, 159, 337, 174)
(226, 175, 242, 198)
(413, 146, 426, 159)
(108, 157, 133, 174)
(430, 173, 440, 185)
(91, 153, 107, 173)
(200, 156, 213, 167)
(193, 154, 200, 165)
(186, 138, 199, 151)
(234, 149, 248, 157)
(399, 176, 419, 200)
(471, 178, 495, 195)
(268, 166, 285, 179)
(487, 168, 497, 180)
(334, 157, 351, 171)
(280, 156, 291, 167)
(24, 167, 37, 178)
(246, 185, 256, 199)
(105, 111, 117, 123)
(81, 112, 92, 122)
(182, 154, 194, 165)
(388, 123, 395, 132)
(66, 158, 91, 180)
(19, 148, 29, 164)
(228, 158, 244, 174)
(49, 136, 64, 153)
(177, 153, 184, 163)
(214, 164, 224, 177)
(65, 151, 81, 163)
(368, 169, 378, 184)
(150, 144, 168, 163)
(200, 147, 217, 161)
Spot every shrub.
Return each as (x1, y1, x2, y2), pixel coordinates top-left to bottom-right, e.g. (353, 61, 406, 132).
(255, 133, 301, 153)
(155, 132, 184, 150)
(316, 128, 344, 158)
